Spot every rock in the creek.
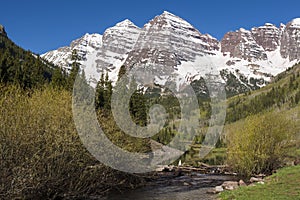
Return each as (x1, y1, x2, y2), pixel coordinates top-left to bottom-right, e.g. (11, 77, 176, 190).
(183, 182, 190, 186)
(190, 182, 198, 186)
(155, 165, 166, 172)
(207, 186, 223, 194)
(215, 186, 224, 193)
(250, 177, 263, 183)
(222, 181, 239, 190)
(206, 189, 216, 194)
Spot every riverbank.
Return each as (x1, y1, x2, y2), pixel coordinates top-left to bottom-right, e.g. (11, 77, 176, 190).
(219, 165, 300, 199)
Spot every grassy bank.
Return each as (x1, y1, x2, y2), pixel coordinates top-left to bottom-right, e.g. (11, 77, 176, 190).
(219, 165, 300, 200)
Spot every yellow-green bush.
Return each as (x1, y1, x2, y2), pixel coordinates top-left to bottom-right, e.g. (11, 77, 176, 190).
(0, 85, 145, 199)
(226, 111, 296, 177)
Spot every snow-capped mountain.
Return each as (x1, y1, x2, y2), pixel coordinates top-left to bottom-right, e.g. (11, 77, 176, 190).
(91, 18, 142, 82)
(43, 33, 102, 70)
(42, 12, 300, 95)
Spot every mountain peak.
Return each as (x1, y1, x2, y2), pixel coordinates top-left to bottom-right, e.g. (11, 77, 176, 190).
(289, 18, 300, 28)
(239, 28, 250, 33)
(264, 23, 276, 27)
(161, 11, 176, 16)
(115, 19, 137, 28)
(149, 10, 195, 29)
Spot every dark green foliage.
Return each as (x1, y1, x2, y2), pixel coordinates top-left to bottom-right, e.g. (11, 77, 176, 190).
(117, 65, 126, 81)
(0, 34, 56, 88)
(129, 78, 147, 126)
(190, 77, 210, 99)
(220, 69, 260, 97)
(67, 49, 80, 91)
(95, 73, 105, 109)
(152, 127, 175, 145)
(51, 66, 67, 88)
(104, 72, 113, 110)
(95, 72, 113, 111)
(96, 68, 148, 126)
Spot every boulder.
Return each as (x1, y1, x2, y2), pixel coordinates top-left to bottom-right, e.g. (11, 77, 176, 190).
(222, 181, 239, 190)
(294, 159, 300, 165)
(238, 179, 247, 187)
(215, 186, 224, 193)
(183, 182, 190, 186)
(250, 177, 263, 183)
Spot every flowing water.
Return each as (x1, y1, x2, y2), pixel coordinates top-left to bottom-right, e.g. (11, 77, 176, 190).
(103, 172, 237, 200)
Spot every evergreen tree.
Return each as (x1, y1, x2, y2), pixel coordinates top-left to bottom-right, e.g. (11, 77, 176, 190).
(104, 72, 112, 110)
(129, 77, 147, 126)
(0, 34, 54, 88)
(51, 67, 67, 88)
(95, 73, 105, 109)
(95, 72, 113, 111)
(67, 49, 80, 91)
(117, 65, 126, 81)
(73, 68, 91, 103)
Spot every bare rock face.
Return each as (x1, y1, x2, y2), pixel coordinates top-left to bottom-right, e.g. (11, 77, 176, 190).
(280, 18, 300, 61)
(221, 28, 267, 61)
(251, 23, 282, 51)
(221, 19, 300, 66)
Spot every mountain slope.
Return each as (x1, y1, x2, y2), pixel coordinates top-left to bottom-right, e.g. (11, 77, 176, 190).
(0, 26, 58, 88)
(226, 62, 300, 123)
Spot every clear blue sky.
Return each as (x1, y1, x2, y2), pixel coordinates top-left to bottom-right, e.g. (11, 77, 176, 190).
(1, 0, 299, 54)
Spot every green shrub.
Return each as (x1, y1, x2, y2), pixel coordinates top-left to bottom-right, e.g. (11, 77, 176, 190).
(226, 111, 296, 177)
